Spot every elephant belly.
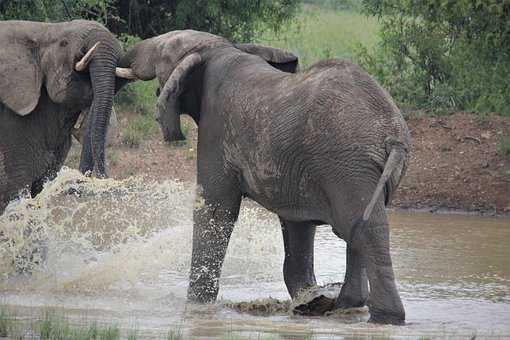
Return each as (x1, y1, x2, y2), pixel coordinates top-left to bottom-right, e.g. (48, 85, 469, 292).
(239, 167, 330, 224)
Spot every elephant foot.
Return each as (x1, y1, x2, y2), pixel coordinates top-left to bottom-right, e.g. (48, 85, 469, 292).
(290, 282, 342, 316)
(368, 308, 405, 325)
(335, 293, 368, 309)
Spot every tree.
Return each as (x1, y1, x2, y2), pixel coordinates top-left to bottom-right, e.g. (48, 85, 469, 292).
(359, 0, 510, 115)
(0, 0, 301, 42)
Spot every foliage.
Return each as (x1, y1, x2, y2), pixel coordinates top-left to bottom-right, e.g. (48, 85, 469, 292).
(0, 0, 300, 42)
(257, 6, 379, 67)
(358, 0, 510, 116)
(116, 80, 157, 115)
(303, 0, 363, 11)
(0, 0, 114, 23)
(121, 113, 156, 148)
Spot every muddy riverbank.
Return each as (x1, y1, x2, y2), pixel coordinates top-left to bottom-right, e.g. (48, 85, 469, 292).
(66, 112, 510, 216)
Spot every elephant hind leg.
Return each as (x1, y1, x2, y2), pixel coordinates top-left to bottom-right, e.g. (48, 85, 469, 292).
(339, 204, 405, 325)
(279, 218, 317, 298)
(328, 187, 404, 325)
(335, 240, 368, 309)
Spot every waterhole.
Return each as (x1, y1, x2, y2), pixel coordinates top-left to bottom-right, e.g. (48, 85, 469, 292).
(1, 168, 509, 338)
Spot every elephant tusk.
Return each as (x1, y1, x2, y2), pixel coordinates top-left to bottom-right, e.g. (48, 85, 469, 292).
(75, 42, 101, 72)
(115, 67, 137, 79)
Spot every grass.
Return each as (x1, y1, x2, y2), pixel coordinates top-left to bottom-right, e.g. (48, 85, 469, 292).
(497, 135, 510, 159)
(122, 114, 157, 148)
(107, 149, 120, 166)
(39, 314, 120, 340)
(257, 6, 380, 67)
(166, 327, 183, 340)
(117, 80, 160, 148)
(116, 80, 158, 116)
(0, 308, 9, 337)
(0, 307, 293, 339)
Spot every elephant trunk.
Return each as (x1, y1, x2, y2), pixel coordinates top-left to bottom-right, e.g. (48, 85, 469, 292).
(79, 33, 121, 176)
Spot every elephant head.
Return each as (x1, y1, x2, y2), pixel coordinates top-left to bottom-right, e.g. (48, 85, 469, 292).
(0, 20, 132, 176)
(118, 30, 298, 142)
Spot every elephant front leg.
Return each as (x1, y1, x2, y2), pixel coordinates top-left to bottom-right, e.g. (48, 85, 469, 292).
(187, 193, 241, 303)
(279, 218, 317, 298)
(335, 242, 368, 309)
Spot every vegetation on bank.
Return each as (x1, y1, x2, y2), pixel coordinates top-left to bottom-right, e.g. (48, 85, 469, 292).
(359, 0, 510, 117)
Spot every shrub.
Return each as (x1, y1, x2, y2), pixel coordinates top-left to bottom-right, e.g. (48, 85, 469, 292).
(358, 0, 510, 116)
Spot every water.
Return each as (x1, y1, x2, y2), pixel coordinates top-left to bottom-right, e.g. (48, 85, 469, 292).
(1, 168, 509, 338)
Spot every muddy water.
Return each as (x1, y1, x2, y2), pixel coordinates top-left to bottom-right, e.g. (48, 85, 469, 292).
(0, 168, 509, 338)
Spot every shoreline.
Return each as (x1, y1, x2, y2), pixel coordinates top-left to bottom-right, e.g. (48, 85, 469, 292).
(389, 206, 510, 218)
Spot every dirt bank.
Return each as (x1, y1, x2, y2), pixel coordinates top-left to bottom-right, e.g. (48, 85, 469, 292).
(66, 112, 510, 215)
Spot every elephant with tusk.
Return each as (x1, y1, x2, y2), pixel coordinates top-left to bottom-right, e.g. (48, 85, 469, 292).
(0, 20, 134, 215)
(119, 30, 410, 325)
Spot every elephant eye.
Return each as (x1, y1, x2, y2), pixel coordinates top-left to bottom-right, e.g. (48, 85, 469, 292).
(156, 88, 161, 96)
(60, 40, 68, 47)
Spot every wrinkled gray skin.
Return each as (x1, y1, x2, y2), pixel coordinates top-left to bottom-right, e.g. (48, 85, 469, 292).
(0, 20, 122, 214)
(121, 30, 410, 325)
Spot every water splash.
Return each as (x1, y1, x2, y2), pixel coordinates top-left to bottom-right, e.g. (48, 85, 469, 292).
(0, 167, 285, 296)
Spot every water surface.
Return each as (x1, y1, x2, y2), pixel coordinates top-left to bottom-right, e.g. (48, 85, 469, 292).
(1, 169, 509, 338)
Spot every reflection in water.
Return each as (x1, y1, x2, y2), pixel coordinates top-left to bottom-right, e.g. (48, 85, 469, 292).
(0, 168, 509, 338)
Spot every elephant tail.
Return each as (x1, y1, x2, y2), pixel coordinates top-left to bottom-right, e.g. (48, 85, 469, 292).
(362, 141, 408, 222)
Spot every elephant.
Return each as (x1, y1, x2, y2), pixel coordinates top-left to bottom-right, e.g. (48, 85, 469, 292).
(120, 30, 410, 325)
(0, 20, 134, 215)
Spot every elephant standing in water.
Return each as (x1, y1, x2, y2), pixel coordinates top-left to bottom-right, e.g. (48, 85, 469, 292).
(0, 20, 133, 215)
(120, 30, 410, 325)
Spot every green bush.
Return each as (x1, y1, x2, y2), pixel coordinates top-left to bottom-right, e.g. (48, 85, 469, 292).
(0, 0, 300, 43)
(358, 0, 510, 116)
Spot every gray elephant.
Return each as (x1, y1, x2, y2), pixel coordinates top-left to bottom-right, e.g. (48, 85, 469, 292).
(0, 20, 133, 215)
(120, 30, 410, 325)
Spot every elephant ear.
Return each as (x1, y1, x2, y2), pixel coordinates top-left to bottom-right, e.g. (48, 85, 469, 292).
(235, 43, 299, 73)
(0, 39, 43, 115)
(156, 53, 203, 142)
